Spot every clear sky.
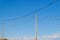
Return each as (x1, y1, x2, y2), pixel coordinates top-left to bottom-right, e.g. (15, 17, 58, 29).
(0, 0, 60, 40)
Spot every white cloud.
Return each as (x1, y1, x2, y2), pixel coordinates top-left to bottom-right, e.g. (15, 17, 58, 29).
(42, 33, 60, 40)
(6, 33, 60, 40)
(7, 36, 35, 40)
(7, 36, 40, 40)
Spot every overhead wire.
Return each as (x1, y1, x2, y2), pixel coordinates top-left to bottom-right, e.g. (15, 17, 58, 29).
(34, 0, 58, 13)
(5, 0, 58, 22)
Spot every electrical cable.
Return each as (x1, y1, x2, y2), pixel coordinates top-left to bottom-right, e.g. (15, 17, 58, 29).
(5, 0, 58, 22)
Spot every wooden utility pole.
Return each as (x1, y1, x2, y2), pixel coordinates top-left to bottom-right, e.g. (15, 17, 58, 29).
(35, 13, 38, 40)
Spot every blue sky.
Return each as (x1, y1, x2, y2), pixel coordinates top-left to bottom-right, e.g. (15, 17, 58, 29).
(0, 0, 60, 39)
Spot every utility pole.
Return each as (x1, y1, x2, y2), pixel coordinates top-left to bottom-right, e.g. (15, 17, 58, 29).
(1, 17, 4, 40)
(35, 13, 38, 40)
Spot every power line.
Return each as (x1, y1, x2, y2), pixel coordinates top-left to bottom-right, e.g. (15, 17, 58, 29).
(5, 0, 58, 22)
(34, 0, 58, 13)
(7, 13, 33, 21)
